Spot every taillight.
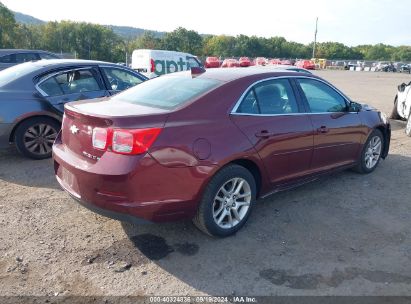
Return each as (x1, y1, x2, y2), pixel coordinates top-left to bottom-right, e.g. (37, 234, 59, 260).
(92, 128, 109, 150)
(150, 59, 155, 73)
(92, 127, 161, 155)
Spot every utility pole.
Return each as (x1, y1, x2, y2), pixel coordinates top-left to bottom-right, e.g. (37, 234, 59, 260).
(312, 17, 318, 59)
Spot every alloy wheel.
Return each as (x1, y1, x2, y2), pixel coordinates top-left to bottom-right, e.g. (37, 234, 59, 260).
(23, 123, 58, 156)
(212, 177, 251, 229)
(364, 135, 382, 169)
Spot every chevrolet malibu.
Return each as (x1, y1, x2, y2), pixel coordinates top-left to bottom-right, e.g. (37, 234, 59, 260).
(53, 68, 391, 237)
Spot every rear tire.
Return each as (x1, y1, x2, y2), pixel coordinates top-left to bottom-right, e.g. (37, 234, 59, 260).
(390, 96, 401, 119)
(353, 129, 384, 174)
(193, 164, 256, 237)
(14, 117, 60, 160)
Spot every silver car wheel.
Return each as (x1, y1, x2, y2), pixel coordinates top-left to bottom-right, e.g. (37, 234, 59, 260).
(23, 123, 57, 156)
(364, 135, 382, 169)
(212, 177, 251, 229)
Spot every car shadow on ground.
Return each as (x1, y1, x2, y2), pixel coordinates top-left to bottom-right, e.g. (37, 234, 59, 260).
(118, 154, 411, 295)
(389, 119, 407, 132)
(0, 147, 60, 190)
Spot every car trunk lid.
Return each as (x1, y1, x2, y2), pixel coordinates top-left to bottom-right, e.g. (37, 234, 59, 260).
(62, 99, 170, 162)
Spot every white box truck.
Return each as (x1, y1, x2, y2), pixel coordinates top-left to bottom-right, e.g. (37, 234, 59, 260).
(131, 49, 203, 78)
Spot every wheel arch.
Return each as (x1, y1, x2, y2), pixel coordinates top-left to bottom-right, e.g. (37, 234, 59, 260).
(9, 114, 62, 143)
(375, 125, 390, 159)
(227, 158, 263, 198)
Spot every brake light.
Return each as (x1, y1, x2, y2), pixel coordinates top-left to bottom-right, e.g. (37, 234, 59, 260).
(92, 127, 162, 155)
(150, 59, 155, 73)
(92, 128, 110, 150)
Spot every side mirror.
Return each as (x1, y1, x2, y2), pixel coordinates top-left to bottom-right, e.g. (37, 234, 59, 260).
(349, 101, 362, 112)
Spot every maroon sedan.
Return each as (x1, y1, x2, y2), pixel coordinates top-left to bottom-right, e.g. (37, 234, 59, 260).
(53, 68, 391, 237)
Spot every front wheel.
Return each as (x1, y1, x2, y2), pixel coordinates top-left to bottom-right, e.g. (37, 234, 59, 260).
(193, 164, 256, 237)
(353, 129, 384, 174)
(406, 115, 411, 137)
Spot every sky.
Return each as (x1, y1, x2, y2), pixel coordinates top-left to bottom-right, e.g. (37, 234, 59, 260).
(2, 0, 411, 46)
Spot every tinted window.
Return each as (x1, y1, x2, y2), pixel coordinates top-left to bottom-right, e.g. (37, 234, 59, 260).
(0, 54, 14, 63)
(113, 76, 221, 110)
(15, 53, 39, 63)
(298, 78, 347, 113)
(237, 79, 299, 114)
(38, 69, 102, 96)
(101, 67, 143, 91)
(237, 90, 259, 114)
(187, 57, 201, 68)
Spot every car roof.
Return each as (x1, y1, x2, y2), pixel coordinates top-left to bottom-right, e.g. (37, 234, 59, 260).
(167, 67, 315, 82)
(0, 49, 56, 56)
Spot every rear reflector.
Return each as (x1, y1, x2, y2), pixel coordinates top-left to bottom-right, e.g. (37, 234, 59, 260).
(92, 128, 109, 150)
(92, 127, 162, 155)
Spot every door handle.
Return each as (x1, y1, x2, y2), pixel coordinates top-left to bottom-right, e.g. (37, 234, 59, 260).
(317, 126, 329, 133)
(255, 130, 275, 138)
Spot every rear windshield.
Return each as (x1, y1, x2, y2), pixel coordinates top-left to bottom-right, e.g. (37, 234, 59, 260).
(0, 62, 40, 87)
(112, 76, 221, 110)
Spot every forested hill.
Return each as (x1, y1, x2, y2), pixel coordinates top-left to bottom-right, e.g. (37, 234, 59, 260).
(13, 11, 165, 39)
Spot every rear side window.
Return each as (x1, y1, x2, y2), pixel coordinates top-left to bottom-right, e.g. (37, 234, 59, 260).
(113, 76, 221, 110)
(38, 69, 102, 96)
(237, 79, 299, 115)
(297, 78, 348, 113)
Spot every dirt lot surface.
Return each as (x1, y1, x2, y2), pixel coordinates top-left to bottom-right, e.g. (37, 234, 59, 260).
(0, 70, 411, 297)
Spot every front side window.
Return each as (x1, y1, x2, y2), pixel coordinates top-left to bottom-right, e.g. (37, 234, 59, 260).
(101, 67, 143, 91)
(113, 76, 221, 110)
(38, 69, 102, 96)
(237, 78, 299, 115)
(298, 78, 348, 113)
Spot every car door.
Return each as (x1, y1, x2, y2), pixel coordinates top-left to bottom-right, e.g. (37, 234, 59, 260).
(36, 67, 109, 113)
(231, 78, 314, 185)
(99, 66, 145, 95)
(295, 77, 363, 172)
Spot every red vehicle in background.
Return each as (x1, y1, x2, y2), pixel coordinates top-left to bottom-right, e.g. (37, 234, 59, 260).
(239, 57, 251, 67)
(254, 57, 267, 66)
(205, 57, 220, 68)
(268, 58, 282, 65)
(221, 58, 239, 68)
(281, 59, 292, 65)
(295, 60, 316, 70)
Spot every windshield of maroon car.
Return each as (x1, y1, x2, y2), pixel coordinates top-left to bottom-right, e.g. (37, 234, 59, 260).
(112, 76, 222, 110)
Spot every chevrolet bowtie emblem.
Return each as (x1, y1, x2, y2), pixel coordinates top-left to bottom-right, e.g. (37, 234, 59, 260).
(70, 125, 79, 135)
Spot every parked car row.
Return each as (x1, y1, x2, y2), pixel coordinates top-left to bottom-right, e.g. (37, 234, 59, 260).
(205, 57, 298, 68)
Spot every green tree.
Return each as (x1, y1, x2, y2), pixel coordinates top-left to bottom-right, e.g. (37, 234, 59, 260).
(0, 1, 18, 48)
(161, 27, 203, 55)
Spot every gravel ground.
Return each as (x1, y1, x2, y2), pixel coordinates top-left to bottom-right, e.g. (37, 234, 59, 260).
(0, 70, 410, 297)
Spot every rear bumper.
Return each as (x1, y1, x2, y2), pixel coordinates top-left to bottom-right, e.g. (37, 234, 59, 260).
(53, 140, 214, 223)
